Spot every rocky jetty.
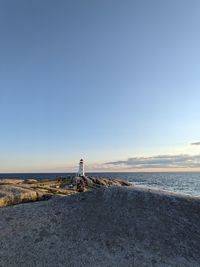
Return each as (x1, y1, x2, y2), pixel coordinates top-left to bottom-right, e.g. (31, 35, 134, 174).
(0, 186, 200, 266)
(0, 176, 130, 208)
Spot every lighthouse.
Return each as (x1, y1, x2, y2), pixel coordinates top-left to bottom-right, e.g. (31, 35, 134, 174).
(78, 159, 85, 177)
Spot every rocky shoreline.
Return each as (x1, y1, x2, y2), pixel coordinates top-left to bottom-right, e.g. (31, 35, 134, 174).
(0, 176, 130, 208)
(0, 185, 200, 266)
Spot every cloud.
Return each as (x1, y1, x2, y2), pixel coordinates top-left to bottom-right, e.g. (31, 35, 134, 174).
(106, 154, 200, 169)
(191, 142, 200, 146)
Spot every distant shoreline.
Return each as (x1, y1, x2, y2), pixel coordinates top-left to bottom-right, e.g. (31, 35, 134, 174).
(0, 172, 200, 197)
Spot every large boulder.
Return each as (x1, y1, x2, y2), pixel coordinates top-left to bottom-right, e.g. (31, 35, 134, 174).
(0, 186, 200, 266)
(85, 176, 131, 187)
(0, 185, 47, 208)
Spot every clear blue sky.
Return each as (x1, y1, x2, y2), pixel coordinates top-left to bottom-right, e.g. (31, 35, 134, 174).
(0, 0, 200, 172)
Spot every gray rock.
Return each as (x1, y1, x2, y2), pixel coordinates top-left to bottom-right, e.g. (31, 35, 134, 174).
(0, 186, 200, 267)
(0, 185, 44, 208)
(86, 176, 131, 187)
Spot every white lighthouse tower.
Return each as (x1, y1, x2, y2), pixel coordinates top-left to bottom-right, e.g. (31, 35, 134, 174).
(78, 159, 85, 177)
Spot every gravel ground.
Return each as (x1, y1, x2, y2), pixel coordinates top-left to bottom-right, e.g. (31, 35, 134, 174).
(0, 186, 200, 267)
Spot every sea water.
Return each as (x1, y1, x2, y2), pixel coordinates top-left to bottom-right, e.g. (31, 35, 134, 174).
(0, 172, 200, 197)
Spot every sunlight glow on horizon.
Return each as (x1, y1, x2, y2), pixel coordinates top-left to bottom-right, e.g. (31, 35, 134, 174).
(0, 1, 200, 172)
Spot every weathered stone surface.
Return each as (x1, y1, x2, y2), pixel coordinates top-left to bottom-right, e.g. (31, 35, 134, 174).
(0, 179, 24, 185)
(84, 176, 131, 188)
(0, 176, 130, 208)
(0, 185, 45, 208)
(0, 186, 200, 267)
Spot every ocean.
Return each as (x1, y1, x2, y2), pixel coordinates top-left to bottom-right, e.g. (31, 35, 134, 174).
(1, 172, 200, 197)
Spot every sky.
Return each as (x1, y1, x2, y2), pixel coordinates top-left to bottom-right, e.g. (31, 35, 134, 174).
(0, 0, 200, 173)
